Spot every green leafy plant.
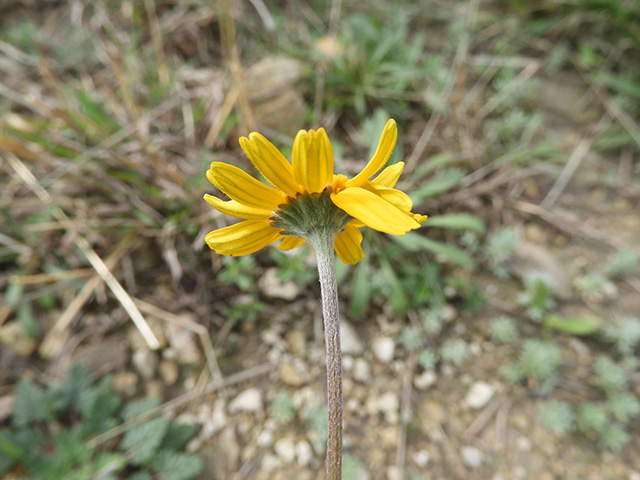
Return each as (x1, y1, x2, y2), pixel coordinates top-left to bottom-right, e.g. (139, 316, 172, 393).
(506, 339, 563, 393)
(484, 227, 520, 278)
(439, 339, 469, 367)
(605, 248, 640, 278)
(604, 316, 640, 356)
(218, 256, 257, 292)
(0, 364, 202, 480)
(517, 272, 556, 321)
(271, 391, 296, 424)
(490, 315, 519, 344)
(538, 400, 575, 435)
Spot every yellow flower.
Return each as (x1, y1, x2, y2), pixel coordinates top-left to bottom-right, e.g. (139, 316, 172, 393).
(204, 119, 427, 264)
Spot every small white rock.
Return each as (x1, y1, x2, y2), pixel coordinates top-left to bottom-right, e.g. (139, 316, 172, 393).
(377, 391, 399, 423)
(516, 436, 532, 452)
(465, 381, 495, 409)
(259, 268, 299, 300)
(353, 358, 372, 383)
(461, 445, 484, 469)
(261, 453, 280, 472)
(229, 387, 263, 414)
(132, 349, 159, 379)
(414, 370, 437, 390)
(295, 440, 313, 466)
(274, 437, 296, 463)
(342, 355, 354, 371)
(386, 465, 401, 480)
(340, 320, 364, 355)
(412, 449, 431, 467)
(372, 337, 396, 363)
(257, 429, 274, 447)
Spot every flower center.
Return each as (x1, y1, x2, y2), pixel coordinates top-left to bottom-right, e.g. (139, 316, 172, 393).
(329, 174, 348, 194)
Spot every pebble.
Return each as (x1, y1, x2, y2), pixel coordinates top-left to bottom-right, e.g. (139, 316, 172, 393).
(261, 453, 280, 472)
(259, 268, 299, 300)
(461, 445, 485, 469)
(372, 337, 396, 363)
(340, 319, 364, 355)
(516, 436, 532, 452)
(465, 381, 495, 409)
(158, 359, 179, 385)
(414, 370, 437, 390)
(285, 330, 306, 355)
(0, 395, 15, 422)
(257, 429, 274, 447)
(0, 321, 38, 357)
(274, 437, 296, 463)
(202, 398, 227, 438)
(229, 387, 263, 414)
(353, 358, 372, 383)
(112, 371, 138, 397)
(295, 440, 313, 466)
(132, 348, 159, 379)
(377, 391, 399, 423)
(441, 304, 457, 322)
(413, 449, 430, 467)
(165, 319, 202, 364)
(278, 362, 306, 387)
(386, 466, 401, 480)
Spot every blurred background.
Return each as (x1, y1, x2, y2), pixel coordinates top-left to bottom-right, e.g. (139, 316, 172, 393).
(1, 0, 639, 479)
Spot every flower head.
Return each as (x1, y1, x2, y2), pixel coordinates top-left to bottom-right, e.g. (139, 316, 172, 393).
(204, 119, 427, 264)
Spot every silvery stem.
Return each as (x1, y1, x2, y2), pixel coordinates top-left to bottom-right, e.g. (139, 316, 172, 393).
(311, 231, 343, 480)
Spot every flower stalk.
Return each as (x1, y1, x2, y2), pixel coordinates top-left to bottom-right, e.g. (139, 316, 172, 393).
(310, 230, 343, 480)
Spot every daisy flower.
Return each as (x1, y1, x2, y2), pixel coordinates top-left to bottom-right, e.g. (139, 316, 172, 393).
(204, 119, 426, 264)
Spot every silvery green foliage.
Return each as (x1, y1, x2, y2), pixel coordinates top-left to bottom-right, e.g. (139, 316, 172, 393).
(605, 248, 640, 278)
(421, 309, 444, 335)
(598, 424, 630, 451)
(399, 327, 421, 351)
(517, 271, 556, 321)
(271, 391, 295, 424)
(342, 453, 365, 480)
(484, 227, 520, 278)
(594, 356, 628, 394)
(576, 403, 609, 434)
(608, 393, 640, 423)
(538, 400, 575, 434)
(490, 316, 519, 344)
(507, 339, 563, 390)
(440, 339, 468, 367)
(418, 349, 437, 371)
(605, 316, 640, 356)
(574, 273, 607, 301)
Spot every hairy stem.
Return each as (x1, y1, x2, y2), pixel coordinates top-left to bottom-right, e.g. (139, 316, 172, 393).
(311, 231, 342, 480)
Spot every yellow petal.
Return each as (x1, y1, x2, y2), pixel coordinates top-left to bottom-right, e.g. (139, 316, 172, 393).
(331, 187, 420, 235)
(410, 212, 429, 225)
(334, 223, 365, 264)
(240, 133, 300, 197)
(207, 162, 285, 209)
(346, 119, 397, 187)
(292, 128, 334, 193)
(372, 162, 404, 188)
(372, 186, 414, 213)
(204, 194, 272, 219)
(205, 220, 283, 256)
(278, 235, 306, 251)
